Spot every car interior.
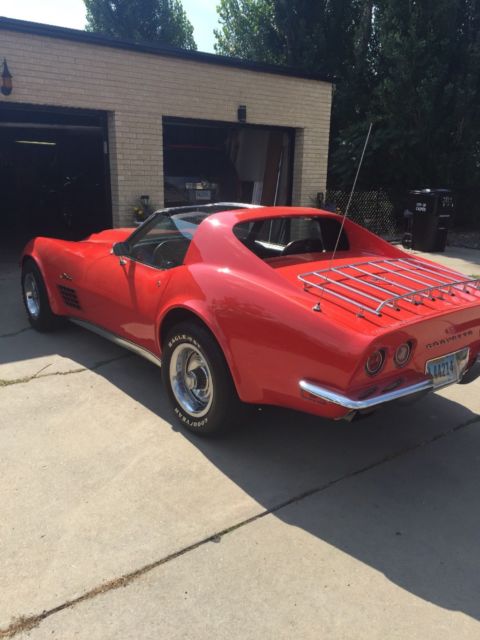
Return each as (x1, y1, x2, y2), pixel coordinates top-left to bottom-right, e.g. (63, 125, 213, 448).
(125, 205, 251, 269)
(129, 235, 192, 269)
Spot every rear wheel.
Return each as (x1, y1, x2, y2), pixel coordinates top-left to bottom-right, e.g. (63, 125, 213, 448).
(162, 321, 240, 436)
(21, 259, 64, 332)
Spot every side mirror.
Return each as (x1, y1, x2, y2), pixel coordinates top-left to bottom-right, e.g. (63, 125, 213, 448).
(112, 242, 130, 257)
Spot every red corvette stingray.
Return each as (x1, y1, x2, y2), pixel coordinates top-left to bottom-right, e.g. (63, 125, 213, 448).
(21, 203, 480, 435)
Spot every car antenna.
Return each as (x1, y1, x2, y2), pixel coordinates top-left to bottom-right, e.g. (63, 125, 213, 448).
(314, 122, 373, 312)
(330, 122, 373, 258)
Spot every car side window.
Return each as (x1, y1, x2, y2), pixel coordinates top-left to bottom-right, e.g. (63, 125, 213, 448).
(128, 211, 209, 269)
(130, 235, 191, 269)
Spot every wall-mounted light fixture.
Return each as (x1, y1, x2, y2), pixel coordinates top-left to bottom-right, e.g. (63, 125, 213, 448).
(1, 59, 13, 96)
(237, 105, 247, 123)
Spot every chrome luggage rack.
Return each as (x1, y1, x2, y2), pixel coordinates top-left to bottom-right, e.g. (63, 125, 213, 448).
(298, 258, 480, 317)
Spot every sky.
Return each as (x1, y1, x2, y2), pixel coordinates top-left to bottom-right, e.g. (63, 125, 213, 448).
(0, 0, 220, 52)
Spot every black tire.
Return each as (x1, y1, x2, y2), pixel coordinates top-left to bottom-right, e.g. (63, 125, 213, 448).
(162, 321, 241, 436)
(21, 259, 64, 332)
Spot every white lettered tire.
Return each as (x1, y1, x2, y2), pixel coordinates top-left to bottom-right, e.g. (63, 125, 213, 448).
(162, 321, 240, 436)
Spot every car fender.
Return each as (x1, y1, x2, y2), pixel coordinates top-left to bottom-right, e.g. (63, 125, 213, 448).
(20, 238, 64, 315)
(157, 297, 243, 395)
(157, 264, 370, 405)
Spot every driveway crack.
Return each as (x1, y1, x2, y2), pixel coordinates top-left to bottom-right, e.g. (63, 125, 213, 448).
(0, 354, 131, 388)
(1, 413, 478, 638)
(0, 327, 32, 339)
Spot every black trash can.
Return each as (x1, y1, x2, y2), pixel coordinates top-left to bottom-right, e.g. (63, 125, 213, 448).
(401, 208, 414, 249)
(405, 189, 454, 252)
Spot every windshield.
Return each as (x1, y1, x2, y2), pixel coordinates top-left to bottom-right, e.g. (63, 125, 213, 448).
(136, 211, 211, 242)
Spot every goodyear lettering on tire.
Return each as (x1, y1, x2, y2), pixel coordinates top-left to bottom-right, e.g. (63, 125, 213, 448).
(174, 407, 208, 428)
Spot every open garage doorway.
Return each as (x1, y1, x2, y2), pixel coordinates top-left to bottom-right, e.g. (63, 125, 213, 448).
(0, 103, 111, 255)
(163, 118, 294, 208)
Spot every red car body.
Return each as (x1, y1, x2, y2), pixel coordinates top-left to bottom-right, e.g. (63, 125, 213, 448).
(21, 205, 480, 422)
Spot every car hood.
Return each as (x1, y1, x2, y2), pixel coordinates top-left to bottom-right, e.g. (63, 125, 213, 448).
(81, 228, 134, 245)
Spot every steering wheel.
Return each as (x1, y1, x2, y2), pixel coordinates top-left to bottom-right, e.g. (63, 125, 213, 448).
(152, 241, 176, 269)
(281, 238, 324, 256)
(152, 238, 190, 269)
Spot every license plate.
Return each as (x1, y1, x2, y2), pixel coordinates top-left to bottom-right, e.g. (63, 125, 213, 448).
(426, 347, 469, 388)
(195, 190, 211, 201)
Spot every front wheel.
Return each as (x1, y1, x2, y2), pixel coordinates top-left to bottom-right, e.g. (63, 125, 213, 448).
(162, 322, 240, 436)
(21, 259, 64, 332)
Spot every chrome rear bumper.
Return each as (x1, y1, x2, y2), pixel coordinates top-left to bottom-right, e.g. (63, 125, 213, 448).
(299, 379, 433, 411)
(300, 355, 480, 411)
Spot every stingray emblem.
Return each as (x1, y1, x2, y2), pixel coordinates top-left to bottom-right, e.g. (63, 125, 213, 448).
(426, 330, 473, 349)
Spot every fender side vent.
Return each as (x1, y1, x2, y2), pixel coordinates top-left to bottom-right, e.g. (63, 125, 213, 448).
(58, 285, 81, 310)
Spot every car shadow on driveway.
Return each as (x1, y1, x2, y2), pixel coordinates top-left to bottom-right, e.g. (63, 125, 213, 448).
(2, 317, 480, 623)
(177, 400, 480, 623)
(113, 345, 480, 620)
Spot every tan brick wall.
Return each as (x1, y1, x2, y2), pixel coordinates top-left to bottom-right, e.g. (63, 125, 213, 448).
(0, 30, 332, 226)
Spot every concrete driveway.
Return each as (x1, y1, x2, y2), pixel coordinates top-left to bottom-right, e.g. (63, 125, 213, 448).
(1, 246, 479, 639)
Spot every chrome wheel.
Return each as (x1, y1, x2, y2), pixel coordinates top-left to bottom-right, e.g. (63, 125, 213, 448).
(169, 343, 213, 418)
(24, 273, 40, 318)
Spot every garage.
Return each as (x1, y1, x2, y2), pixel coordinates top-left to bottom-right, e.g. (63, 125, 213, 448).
(163, 118, 294, 208)
(0, 17, 332, 239)
(0, 103, 111, 245)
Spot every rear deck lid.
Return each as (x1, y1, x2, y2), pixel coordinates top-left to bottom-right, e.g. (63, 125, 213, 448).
(269, 253, 480, 332)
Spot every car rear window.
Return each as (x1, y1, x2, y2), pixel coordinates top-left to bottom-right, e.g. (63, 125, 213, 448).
(233, 216, 349, 259)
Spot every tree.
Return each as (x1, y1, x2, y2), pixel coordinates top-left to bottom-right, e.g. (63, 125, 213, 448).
(215, 1, 375, 184)
(215, 0, 360, 75)
(215, 0, 480, 226)
(215, 1, 278, 63)
(84, 0, 196, 50)
(337, 0, 480, 195)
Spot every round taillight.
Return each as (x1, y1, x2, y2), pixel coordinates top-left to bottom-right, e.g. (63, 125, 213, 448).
(394, 342, 412, 367)
(365, 350, 385, 376)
